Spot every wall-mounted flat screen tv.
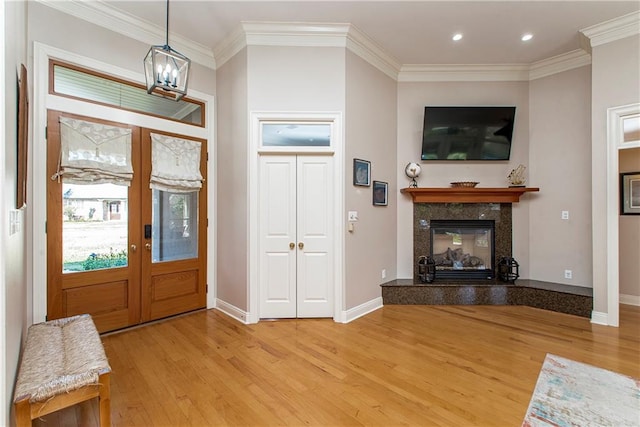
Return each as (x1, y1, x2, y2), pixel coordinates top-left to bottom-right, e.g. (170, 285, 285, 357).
(421, 106, 516, 160)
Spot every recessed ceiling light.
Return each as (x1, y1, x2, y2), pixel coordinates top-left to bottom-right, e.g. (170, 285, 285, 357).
(452, 33, 463, 41)
(521, 33, 533, 41)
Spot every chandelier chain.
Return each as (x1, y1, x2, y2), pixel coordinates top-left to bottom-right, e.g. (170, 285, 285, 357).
(165, 0, 170, 47)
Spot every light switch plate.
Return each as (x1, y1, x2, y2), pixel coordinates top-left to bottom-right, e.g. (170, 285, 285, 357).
(348, 211, 358, 222)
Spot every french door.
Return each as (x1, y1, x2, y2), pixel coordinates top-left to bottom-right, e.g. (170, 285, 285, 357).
(259, 155, 334, 319)
(46, 111, 207, 333)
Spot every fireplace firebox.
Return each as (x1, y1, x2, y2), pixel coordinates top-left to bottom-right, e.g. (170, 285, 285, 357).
(430, 220, 495, 279)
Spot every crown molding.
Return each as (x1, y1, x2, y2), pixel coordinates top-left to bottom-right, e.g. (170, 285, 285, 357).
(35, 1, 626, 82)
(580, 10, 640, 48)
(214, 21, 400, 79)
(398, 64, 530, 82)
(399, 49, 591, 83)
(213, 25, 248, 68)
(241, 21, 351, 47)
(345, 25, 401, 80)
(214, 22, 350, 69)
(528, 49, 591, 80)
(35, 0, 216, 69)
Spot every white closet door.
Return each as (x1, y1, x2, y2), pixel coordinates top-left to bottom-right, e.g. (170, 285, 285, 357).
(259, 156, 297, 318)
(259, 155, 333, 319)
(296, 156, 333, 317)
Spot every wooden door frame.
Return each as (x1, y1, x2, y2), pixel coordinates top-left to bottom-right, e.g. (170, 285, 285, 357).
(31, 43, 216, 324)
(248, 111, 345, 324)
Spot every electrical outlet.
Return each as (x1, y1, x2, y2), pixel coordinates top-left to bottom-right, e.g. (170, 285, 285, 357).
(564, 270, 572, 279)
(381, 269, 387, 279)
(561, 211, 569, 220)
(348, 211, 358, 222)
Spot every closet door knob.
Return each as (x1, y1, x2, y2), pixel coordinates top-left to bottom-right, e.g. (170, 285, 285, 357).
(298, 242, 304, 250)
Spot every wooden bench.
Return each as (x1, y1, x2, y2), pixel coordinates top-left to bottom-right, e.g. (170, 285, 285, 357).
(13, 314, 112, 426)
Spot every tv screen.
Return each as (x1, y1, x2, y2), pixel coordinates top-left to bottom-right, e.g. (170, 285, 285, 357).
(421, 106, 516, 160)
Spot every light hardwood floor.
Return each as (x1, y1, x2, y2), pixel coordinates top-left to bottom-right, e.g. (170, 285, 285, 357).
(33, 304, 639, 427)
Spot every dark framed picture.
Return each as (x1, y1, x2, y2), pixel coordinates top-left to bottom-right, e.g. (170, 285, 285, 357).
(620, 172, 640, 215)
(353, 158, 371, 186)
(16, 64, 28, 208)
(373, 181, 388, 206)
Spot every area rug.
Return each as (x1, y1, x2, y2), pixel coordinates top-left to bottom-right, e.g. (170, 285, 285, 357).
(522, 354, 640, 426)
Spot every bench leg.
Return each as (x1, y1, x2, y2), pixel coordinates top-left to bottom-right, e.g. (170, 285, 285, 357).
(14, 398, 32, 427)
(98, 373, 111, 427)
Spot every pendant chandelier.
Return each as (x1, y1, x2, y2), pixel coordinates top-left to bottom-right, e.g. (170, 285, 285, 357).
(143, 0, 190, 101)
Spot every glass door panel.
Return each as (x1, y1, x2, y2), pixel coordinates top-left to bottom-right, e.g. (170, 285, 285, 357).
(47, 110, 142, 333)
(62, 183, 129, 272)
(151, 190, 198, 262)
(141, 128, 207, 322)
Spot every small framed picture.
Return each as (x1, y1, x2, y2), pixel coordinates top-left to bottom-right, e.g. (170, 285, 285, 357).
(620, 172, 640, 215)
(353, 158, 371, 187)
(373, 181, 388, 206)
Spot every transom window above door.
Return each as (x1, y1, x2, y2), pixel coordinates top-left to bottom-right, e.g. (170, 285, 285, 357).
(262, 123, 331, 147)
(51, 60, 205, 127)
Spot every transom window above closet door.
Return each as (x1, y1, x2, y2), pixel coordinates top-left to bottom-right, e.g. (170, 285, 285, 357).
(261, 123, 332, 148)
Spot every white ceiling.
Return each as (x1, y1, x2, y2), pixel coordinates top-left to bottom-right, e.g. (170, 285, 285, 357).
(106, 0, 639, 66)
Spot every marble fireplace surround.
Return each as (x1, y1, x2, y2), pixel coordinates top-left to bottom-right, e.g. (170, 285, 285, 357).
(382, 187, 593, 318)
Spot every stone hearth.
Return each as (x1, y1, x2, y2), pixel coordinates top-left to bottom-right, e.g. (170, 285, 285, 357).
(381, 279, 593, 318)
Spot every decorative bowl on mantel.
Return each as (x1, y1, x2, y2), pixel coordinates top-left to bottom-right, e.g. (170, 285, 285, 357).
(450, 181, 479, 188)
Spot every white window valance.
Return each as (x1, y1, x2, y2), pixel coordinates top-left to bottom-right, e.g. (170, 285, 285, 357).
(52, 117, 133, 186)
(150, 133, 203, 193)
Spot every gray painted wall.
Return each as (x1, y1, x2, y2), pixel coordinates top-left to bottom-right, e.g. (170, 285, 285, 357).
(3, 0, 28, 423)
(345, 51, 397, 308)
(591, 34, 640, 313)
(215, 48, 249, 311)
(529, 66, 593, 287)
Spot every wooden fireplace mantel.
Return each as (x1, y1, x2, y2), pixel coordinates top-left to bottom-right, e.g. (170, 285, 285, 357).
(400, 187, 540, 203)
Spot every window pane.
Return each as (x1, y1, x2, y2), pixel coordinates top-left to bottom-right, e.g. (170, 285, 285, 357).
(262, 123, 331, 147)
(53, 63, 203, 126)
(62, 183, 128, 273)
(152, 190, 198, 262)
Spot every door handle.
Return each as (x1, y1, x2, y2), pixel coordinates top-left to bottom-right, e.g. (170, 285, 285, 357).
(130, 244, 137, 252)
(298, 242, 304, 250)
(145, 243, 151, 251)
(289, 242, 295, 250)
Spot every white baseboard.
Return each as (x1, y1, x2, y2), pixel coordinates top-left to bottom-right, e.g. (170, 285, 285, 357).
(341, 297, 383, 323)
(620, 294, 640, 306)
(215, 299, 250, 324)
(217, 297, 383, 324)
(590, 311, 609, 325)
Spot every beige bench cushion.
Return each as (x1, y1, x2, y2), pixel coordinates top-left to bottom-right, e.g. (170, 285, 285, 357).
(14, 314, 111, 403)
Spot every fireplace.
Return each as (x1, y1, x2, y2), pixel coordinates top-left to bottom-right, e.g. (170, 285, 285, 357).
(430, 220, 495, 279)
(413, 203, 512, 283)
